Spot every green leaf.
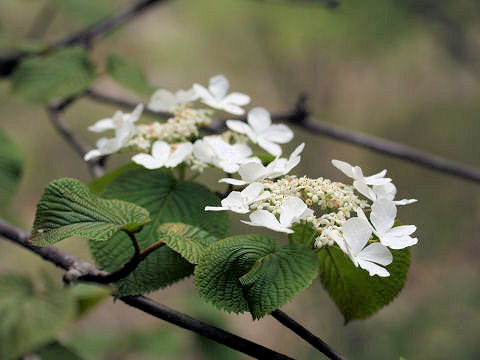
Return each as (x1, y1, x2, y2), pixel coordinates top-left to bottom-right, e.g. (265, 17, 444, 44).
(90, 168, 229, 296)
(30, 178, 150, 246)
(35, 341, 84, 360)
(72, 283, 110, 318)
(288, 222, 317, 247)
(195, 235, 318, 319)
(106, 53, 154, 96)
(318, 246, 410, 323)
(0, 129, 23, 205)
(89, 162, 141, 194)
(0, 274, 76, 360)
(11, 47, 96, 103)
(158, 223, 219, 264)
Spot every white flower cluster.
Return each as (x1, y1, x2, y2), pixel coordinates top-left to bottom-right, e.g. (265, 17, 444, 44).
(84, 75, 294, 175)
(207, 157, 419, 278)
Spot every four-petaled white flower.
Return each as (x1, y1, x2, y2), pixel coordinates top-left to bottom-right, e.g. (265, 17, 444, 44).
(193, 75, 250, 115)
(372, 182, 417, 206)
(193, 136, 258, 173)
(242, 197, 313, 234)
(219, 143, 305, 185)
(357, 199, 418, 249)
(205, 182, 270, 214)
(331, 159, 391, 200)
(326, 217, 393, 277)
(88, 104, 143, 133)
(226, 107, 294, 156)
(132, 141, 193, 169)
(148, 87, 198, 112)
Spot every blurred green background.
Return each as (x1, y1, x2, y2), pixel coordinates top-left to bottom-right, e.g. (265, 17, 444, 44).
(1, 0, 479, 359)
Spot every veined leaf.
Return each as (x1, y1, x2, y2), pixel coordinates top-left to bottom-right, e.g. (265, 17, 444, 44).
(90, 168, 229, 296)
(106, 53, 154, 96)
(11, 47, 96, 103)
(158, 223, 219, 264)
(30, 178, 150, 246)
(318, 246, 410, 323)
(0, 274, 76, 360)
(195, 235, 318, 319)
(289, 222, 317, 247)
(0, 129, 23, 205)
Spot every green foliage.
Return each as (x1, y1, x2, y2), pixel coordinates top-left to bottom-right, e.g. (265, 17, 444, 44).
(30, 178, 150, 246)
(0, 129, 23, 205)
(289, 222, 317, 247)
(106, 53, 155, 96)
(90, 168, 229, 296)
(318, 246, 410, 323)
(89, 162, 141, 194)
(195, 235, 318, 319)
(11, 47, 96, 103)
(0, 274, 76, 360)
(35, 341, 84, 360)
(72, 283, 110, 318)
(158, 223, 219, 264)
(52, 0, 112, 25)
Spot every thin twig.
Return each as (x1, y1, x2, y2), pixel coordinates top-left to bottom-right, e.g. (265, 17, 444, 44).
(271, 310, 347, 360)
(0, 220, 294, 360)
(0, 0, 169, 77)
(46, 100, 105, 178)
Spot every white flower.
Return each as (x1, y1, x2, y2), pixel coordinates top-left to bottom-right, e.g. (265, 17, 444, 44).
(219, 143, 304, 185)
(193, 136, 258, 173)
(326, 217, 393, 277)
(242, 197, 313, 234)
(372, 182, 417, 206)
(148, 88, 198, 112)
(193, 75, 250, 115)
(357, 199, 418, 250)
(226, 107, 293, 156)
(88, 104, 143, 133)
(132, 141, 193, 169)
(205, 182, 270, 214)
(331, 159, 391, 200)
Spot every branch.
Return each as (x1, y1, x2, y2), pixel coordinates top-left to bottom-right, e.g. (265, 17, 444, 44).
(0, 220, 294, 360)
(83, 90, 480, 183)
(271, 310, 346, 360)
(46, 99, 105, 178)
(0, 0, 169, 77)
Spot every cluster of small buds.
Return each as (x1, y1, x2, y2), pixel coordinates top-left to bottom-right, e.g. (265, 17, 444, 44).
(137, 106, 212, 144)
(249, 175, 368, 246)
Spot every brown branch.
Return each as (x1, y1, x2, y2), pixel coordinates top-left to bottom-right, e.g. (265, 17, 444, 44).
(0, 219, 294, 360)
(271, 310, 347, 360)
(0, 0, 170, 77)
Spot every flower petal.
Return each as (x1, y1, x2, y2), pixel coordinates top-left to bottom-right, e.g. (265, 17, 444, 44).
(222, 92, 250, 106)
(166, 142, 193, 167)
(148, 89, 176, 111)
(394, 198, 418, 206)
(382, 235, 418, 249)
(132, 153, 164, 169)
(226, 120, 253, 137)
(238, 162, 268, 183)
(357, 242, 393, 266)
(261, 124, 294, 144)
(84, 149, 101, 161)
(257, 138, 282, 156)
(353, 179, 376, 201)
(370, 198, 396, 235)
(218, 178, 247, 186)
(241, 182, 264, 203)
(151, 141, 171, 164)
(88, 118, 116, 132)
(209, 75, 229, 100)
(248, 107, 272, 133)
(387, 225, 416, 237)
(356, 259, 390, 277)
(221, 103, 245, 115)
(279, 197, 310, 227)
(331, 159, 355, 178)
(205, 206, 227, 211)
(342, 217, 372, 256)
(242, 210, 293, 233)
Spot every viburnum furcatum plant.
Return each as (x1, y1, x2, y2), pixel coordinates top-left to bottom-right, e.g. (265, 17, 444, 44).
(30, 74, 418, 323)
